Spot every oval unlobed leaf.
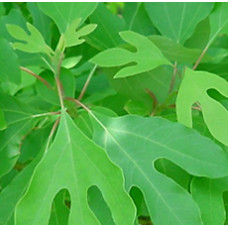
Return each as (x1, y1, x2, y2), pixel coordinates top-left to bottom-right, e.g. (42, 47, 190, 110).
(144, 2, 214, 44)
(91, 114, 228, 224)
(176, 68, 228, 146)
(15, 111, 136, 225)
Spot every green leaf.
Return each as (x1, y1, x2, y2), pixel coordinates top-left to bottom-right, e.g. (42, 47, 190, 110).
(15, 111, 136, 225)
(27, 2, 52, 44)
(209, 3, 228, 46)
(49, 190, 70, 225)
(0, 3, 5, 17)
(144, 2, 214, 44)
(86, 3, 126, 50)
(63, 18, 97, 48)
(62, 56, 82, 69)
(91, 114, 228, 224)
(0, 127, 48, 225)
(37, 3, 98, 33)
(123, 3, 157, 36)
(0, 9, 27, 41)
(0, 93, 38, 178)
(6, 23, 54, 56)
(36, 68, 75, 106)
(191, 177, 228, 224)
(149, 35, 211, 63)
(0, 109, 7, 131)
(0, 38, 21, 84)
(176, 68, 228, 146)
(90, 31, 171, 78)
(124, 100, 150, 116)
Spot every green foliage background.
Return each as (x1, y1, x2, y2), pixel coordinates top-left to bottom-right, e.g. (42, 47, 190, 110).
(1, 2, 228, 225)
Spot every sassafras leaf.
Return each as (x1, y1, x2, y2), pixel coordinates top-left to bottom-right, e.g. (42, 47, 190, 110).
(90, 31, 171, 78)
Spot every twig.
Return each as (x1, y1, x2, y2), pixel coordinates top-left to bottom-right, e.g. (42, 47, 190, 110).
(192, 44, 209, 70)
(145, 88, 158, 116)
(169, 104, 201, 111)
(32, 111, 61, 118)
(44, 117, 60, 154)
(169, 61, 178, 93)
(65, 97, 108, 131)
(78, 65, 97, 101)
(20, 66, 53, 90)
(55, 54, 65, 110)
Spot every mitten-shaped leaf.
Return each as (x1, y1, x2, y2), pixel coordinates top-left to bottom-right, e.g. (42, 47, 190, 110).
(91, 114, 228, 224)
(63, 18, 97, 47)
(191, 177, 228, 224)
(176, 68, 228, 146)
(6, 23, 54, 56)
(90, 31, 171, 78)
(15, 111, 135, 225)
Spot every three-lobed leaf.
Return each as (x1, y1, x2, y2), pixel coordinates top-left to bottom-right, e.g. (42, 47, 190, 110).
(90, 31, 171, 78)
(15, 111, 136, 225)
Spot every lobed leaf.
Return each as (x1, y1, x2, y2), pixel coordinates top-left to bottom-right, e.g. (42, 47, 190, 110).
(90, 31, 171, 78)
(6, 23, 54, 56)
(15, 111, 136, 225)
(91, 114, 228, 224)
(176, 68, 228, 146)
(63, 18, 97, 48)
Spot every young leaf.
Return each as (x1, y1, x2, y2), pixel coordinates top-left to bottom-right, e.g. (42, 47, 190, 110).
(176, 68, 228, 146)
(191, 177, 228, 225)
(0, 38, 21, 84)
(37, 2, 98, 33)
(15, 111, 136, 225)
(90, 31, 171, 78)
(6, 23, 54, 56)
(91, 114, 228, 224)
(144, 2, 214, 44)
(63, 18, 97, 48)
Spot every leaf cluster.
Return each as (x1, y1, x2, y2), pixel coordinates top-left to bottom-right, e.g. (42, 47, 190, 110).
(1, 2, 228, 225)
